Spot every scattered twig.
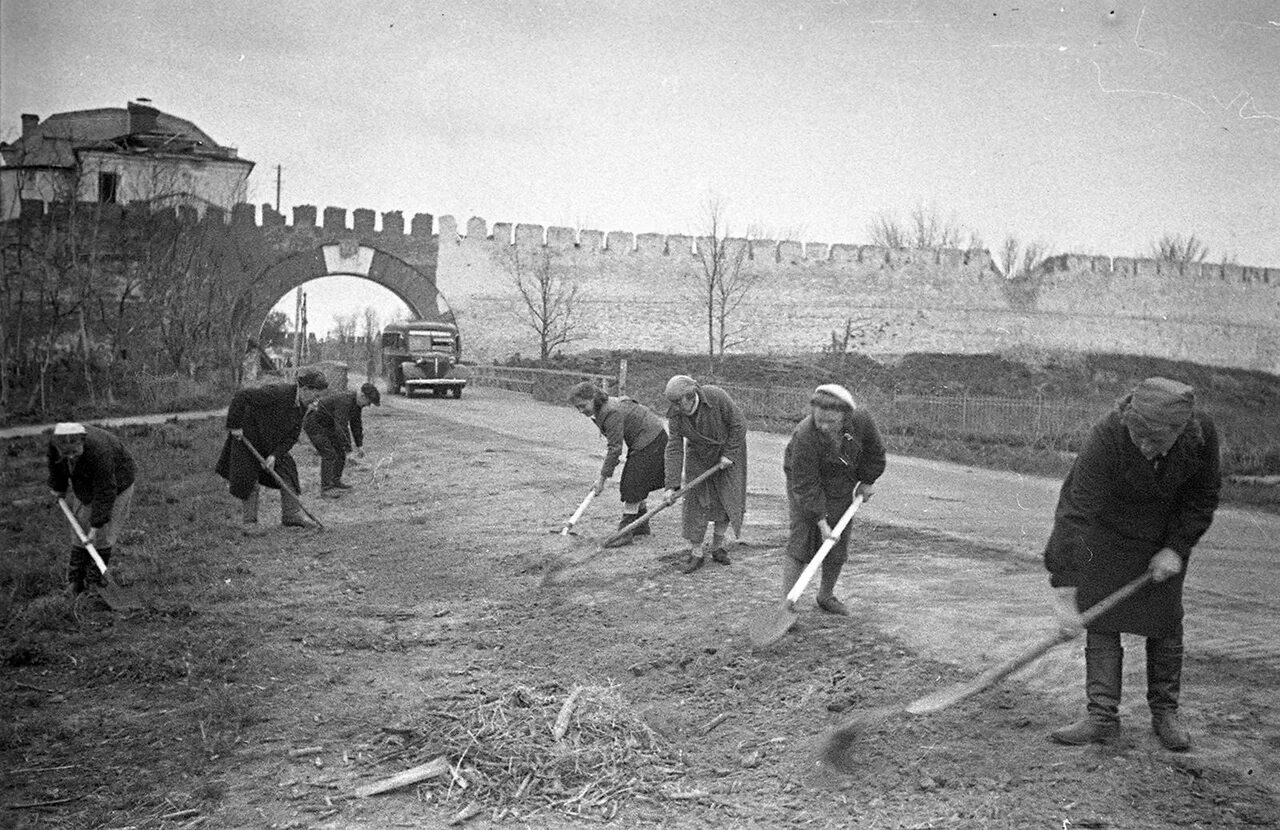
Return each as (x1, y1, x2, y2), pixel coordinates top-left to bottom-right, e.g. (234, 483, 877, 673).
(355, 755, 451, 797)
(700, 713, 731, 734)
(288, 746, 324, 757)
(447, 802, 483, 825)
(551, 686, 584, 742)
(6, 764, 79, 775)
(159, 808, 200, 821)
(12, 682, 58, 694)
(8, 796, 80, 809)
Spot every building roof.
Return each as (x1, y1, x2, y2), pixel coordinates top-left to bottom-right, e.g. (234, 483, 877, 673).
(0, 101, 252, 169)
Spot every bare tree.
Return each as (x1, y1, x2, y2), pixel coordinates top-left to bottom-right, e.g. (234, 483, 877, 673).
(691, 196, 757, 373)
(998, 235, 1050, 279)
(1152, 233, 1209, 264)
(869, 204, 967, 249)
(361, 306, 380, 381)
(867, 211, 908, 248)
(332, 312, 359, 343)
(501, 245, 582, 365)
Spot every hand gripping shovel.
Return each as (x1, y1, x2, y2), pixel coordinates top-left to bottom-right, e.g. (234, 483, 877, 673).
(748, 491, 864, 648)
(818, 570, 1155, 771)
(236, 434, 325, 531)
(541, 458, 733, 585)
(57, 498, 142, 611)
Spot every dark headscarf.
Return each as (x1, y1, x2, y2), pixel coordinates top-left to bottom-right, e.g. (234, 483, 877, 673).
(1118, 376, 1194, 436)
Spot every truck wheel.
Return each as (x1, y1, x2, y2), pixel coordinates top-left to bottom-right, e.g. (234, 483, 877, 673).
(451, 386, 463, 399)
(433, 388, 446, 398)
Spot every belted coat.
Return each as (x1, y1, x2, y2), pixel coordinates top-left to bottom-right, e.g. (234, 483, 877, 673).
(664, 384, 748, 536)
(1043, 409, 1220, 637)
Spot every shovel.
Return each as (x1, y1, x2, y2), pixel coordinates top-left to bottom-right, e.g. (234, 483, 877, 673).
(56, 498, 142, 611)
(748, 491, 864, 648)
(541, 458, 733, 584)
(555, 487, 598, 536)
(236, 434, 325, 530)
(818, 570, 1155, 771)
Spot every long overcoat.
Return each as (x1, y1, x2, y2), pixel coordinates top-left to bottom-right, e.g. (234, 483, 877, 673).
(215, 383, 308, 499)
(47, 425, 137, 529)
(664, 384, 748, 537)
(305, 390, 364, 451)
(784, 409, 886, 560)
(1043, 409, 1220, 637)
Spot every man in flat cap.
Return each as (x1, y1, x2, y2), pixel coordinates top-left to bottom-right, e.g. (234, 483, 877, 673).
(48, 422, 136, 595)
(662, 375, 748, 573)
(216, 368, 328, 530)
(304, 381, 381, 497)
(783, 384, 885, 617)
(1044, 377, 1221, 751)
(568, 381, 668, 544)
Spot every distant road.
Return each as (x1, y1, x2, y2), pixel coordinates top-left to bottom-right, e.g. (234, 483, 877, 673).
(0, 408, 226, 441)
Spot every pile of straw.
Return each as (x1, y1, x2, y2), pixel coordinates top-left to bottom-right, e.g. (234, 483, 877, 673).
(392, 682, 684, 820)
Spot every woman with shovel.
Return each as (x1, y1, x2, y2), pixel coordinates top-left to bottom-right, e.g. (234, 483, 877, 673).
(568, 382, 668, 545)
(1044, 376, 1221, 752)
(662, 375, 748, 574)
(215, 368, 328, 531)
(47, 422, 136, 595)
(782, 384, 885, 617)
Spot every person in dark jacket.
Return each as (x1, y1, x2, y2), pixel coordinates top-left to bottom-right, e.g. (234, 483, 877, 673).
(662, 375, 748, 573)
(215, 369, 328, 530)
(783, 384, 886, 617)
(304, 382, 381, 497)
(568, 381, 668, 545)
(48, 422, 137, 594)
(1044, 377, 1221, 751)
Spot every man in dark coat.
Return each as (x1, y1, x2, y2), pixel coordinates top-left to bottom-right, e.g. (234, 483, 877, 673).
(783, 384, 886, 617)
(1044, 377, 1221, 751)
(215, 369, 328, 530)
(304, 382, 380, 497)
(662, 375, 748, 574)
(568, 381, 668, 545)
(48, 422, 137, 594)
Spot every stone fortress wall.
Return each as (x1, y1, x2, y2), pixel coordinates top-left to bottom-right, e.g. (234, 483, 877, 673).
(11, 198, 1276, 373)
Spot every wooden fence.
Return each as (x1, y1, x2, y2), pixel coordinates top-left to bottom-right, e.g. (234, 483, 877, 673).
(465, 365, 618, 403)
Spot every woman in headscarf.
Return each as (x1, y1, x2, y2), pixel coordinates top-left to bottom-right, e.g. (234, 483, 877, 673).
(1044, 376, 1221, 752)
(568, 381, 668, 545)
(662, 375, 748, 573)
(783, 384, 885, 617)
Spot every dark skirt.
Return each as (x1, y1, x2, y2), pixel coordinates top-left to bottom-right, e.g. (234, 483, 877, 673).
(619, 430, 667, 503)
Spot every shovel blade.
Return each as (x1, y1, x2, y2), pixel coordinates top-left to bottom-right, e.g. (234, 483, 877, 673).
(748, 601, 797, 648)
(97, 580, 143, 612)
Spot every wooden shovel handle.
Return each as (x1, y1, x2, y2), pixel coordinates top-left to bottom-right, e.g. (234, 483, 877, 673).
(785, 491, 864, 604)
(235, 434, 326, 530)
(906, 570, 1155, 715)
(601, 458, 732, 546)
(56, 497, 110, 577)
(561, 488, 597, 535)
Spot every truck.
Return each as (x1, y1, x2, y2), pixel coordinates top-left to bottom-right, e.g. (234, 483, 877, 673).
(381, 319, 468, 398)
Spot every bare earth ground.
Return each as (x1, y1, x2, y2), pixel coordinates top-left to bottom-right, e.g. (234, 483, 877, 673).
(2, 387, 1278, 829)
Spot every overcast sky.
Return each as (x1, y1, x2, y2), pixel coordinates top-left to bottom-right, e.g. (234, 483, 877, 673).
(3, 0, 1278, 336)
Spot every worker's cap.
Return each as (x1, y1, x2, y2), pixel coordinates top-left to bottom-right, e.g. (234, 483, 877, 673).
(295, 369, 329, 390)
(53, 422, 87, 436)
(360, 382, 381, 406)
(811, 384, 856, 411)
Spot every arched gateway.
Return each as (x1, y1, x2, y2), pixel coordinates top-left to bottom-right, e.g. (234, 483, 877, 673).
(245, 242, 455, 336)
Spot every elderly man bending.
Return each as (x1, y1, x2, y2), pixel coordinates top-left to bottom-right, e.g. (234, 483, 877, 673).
(1044, 376, 1221, 751)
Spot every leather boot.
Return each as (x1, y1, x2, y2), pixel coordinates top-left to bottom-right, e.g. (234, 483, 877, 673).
(241, 489, 260, 524)
(816, 556, 847, 614)
(1051, 633, 1123, 745)
(1147, 636, 1191, 751)
(67, 546, 89, 595)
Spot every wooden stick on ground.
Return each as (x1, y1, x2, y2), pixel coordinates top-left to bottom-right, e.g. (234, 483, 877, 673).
(354, 755, 450, 797)
(552, 685, 584, 742)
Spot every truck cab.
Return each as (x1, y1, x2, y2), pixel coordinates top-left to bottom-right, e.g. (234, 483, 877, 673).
(381, 320, 467, 398)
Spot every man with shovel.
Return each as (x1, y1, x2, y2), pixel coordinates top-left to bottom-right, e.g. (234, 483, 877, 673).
(215, 368, 328, 531)
(782, 384, 885, 616)
(568, 381, 668, 545)
(1044, 377, 1221, 751)
(662, 375, 748, 573)
(304, 381, 380, 498)
(47, 422, 136, 595)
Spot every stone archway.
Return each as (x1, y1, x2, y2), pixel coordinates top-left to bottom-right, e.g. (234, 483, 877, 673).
(244, 242, 455, 337)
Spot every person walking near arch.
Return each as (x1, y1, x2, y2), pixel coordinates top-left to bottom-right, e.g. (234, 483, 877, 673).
(1044, 377, 1221, 751)
(567, 381, 668, 545)
(662, 375, 747, 574)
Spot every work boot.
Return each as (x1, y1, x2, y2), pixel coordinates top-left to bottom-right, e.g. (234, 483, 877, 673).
(1051, 635, 1123, 745)
(816, 595, 850, 616)
(332, 481, 353, 490)
(241, 489, 260, 524)
(1148, 636, 1191, 751)
(680, 553, 705, 574)
(710, 547, 731, 565)
(633, 505, 651, 536)
(66, 547, 89, 595)
(320, 488, 341, 499)
(281, 490, 311, 528)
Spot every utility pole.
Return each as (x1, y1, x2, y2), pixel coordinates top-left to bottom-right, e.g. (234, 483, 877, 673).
(293, 288, 303, 368)
(275, 165, 282, 213)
